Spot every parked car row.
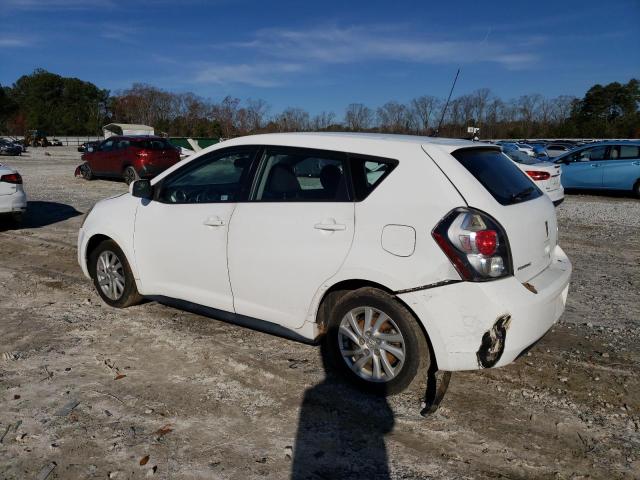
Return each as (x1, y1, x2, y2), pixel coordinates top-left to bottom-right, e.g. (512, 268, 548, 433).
(0, 138, 25, 156)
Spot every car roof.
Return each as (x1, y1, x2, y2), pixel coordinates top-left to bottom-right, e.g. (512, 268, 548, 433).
(218, 132, 493, 154)
(106, 135, 166, 141)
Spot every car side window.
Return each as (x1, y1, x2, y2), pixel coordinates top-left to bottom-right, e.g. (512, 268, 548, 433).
(349, 156, 398, 201)
(613, 145, 640, 160)
(100, 139, 114, 151)
(253, 148, 350, 202)
(567, 146, 606, 162)
(157, 148, 256, 204)
(116, 140, 130, 150)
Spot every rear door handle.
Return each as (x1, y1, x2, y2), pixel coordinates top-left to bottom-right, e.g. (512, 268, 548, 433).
(632, 161, 640, 166)
(203, 216, 225, 227)
(314, 222, 346, 231)
(590, 164, 599, 168)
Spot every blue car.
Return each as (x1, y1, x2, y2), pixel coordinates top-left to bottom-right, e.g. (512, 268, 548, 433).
(555, 141, 640, 197)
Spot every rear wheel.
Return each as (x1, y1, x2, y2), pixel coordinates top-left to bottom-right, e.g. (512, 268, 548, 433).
(633, 180, 640, 198)
(123, 166, 139, 185)
(324, 287, 430, 395)
(89, 239, 143, 308)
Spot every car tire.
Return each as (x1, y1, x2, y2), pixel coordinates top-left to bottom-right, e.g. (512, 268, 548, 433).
(11, 212, 23, 224)
(633, 180, 640, 199)
(123, 166, 139, 185)
(324, 287, 430, 396)
(81, 163, 93, 180)
(89, 239, 143, 308)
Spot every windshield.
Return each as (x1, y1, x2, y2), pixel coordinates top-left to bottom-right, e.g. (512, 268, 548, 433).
(504, 150, 539, 165)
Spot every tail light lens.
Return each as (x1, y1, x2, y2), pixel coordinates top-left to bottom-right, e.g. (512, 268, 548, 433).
(137, 150, 149, 158)
(432, 208, 512, 281)
(1, 173, 22, 184)
(526, 170, 550, 181)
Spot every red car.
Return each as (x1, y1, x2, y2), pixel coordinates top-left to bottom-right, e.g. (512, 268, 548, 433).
(79, 136, 181, 184)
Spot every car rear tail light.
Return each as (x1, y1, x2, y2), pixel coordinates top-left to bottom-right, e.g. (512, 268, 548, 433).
(0, 173, 22, 184)
(136, 150, 149, 158)
(432, 208, 512, 281)
(526, 170, 550, 181)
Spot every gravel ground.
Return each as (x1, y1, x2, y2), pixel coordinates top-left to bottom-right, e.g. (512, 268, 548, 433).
(0, 147, 638, 480)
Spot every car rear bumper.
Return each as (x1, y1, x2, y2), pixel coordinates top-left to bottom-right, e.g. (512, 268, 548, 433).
(0, 190, 27, 214)
(545, 185, 564, 203)
(397, 245, 571, 371)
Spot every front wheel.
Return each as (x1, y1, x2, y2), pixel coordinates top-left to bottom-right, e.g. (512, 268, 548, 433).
(324, 287, 430, 396)
(123, 166, 139, 185)
(88, 239, 143, 308)
(80, 163, 93, 180)
(633, 180, 640, 199)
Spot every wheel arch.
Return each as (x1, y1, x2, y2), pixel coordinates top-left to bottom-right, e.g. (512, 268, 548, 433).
(314, 278, 441, 370)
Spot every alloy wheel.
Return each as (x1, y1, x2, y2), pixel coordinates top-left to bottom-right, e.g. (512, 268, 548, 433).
(338, 306, 406, 383)
(96, 250, 125, 300)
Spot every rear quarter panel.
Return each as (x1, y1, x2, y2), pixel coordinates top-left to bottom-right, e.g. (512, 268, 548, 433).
(317, 143, 465, 293)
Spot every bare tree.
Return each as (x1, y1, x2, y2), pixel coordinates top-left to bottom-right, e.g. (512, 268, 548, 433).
(410, 95, 440, 134)
(377, 101, 410, 133)
(344, 103, 374, 131)
(312, 111, 336, 130)
(246, 98, 270, 132)
(275, 107, 310, 132)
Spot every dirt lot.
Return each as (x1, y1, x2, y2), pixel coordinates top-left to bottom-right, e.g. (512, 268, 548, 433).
(1, 147, 638, 480)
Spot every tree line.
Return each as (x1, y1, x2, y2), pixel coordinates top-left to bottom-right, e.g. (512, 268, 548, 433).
(0, 69, 638, 139)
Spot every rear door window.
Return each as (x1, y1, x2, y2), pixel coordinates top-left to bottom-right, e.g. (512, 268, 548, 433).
(252, 147, 350, 202)
(611, 145, 640, 160)
(133, 139, 173, 150)
(452, 148, 543, 206)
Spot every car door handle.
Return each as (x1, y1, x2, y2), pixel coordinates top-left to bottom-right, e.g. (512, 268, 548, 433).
(203, 216, 225, 227)
(590, 164, 599, 168)
(632, 161, 640, 166)
(314, 222, 346, 231)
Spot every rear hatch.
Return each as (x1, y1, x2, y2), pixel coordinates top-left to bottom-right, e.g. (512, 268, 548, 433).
(0, 165, 18, 196)
(131, 138, 180, 168)
(424, 145, 558, 283)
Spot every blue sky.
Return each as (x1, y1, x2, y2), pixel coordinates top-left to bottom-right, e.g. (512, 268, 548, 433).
(1, 0, 638, 114)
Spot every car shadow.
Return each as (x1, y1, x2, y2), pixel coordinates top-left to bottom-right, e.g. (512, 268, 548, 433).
(291, 341, 394, 480)
(0, 201, 82, 231)
(564, 188, 637, 199)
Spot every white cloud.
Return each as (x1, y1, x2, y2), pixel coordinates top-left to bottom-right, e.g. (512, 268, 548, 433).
(226, 25, 539, 70)
(193, 63, 304, 87)
(0, 36, 32, 47)
(3, 0, 115, 10)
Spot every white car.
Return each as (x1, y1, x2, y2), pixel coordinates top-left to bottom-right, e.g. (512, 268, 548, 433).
(516, 143, 536, 157)
(503, 149, 564, 206)
(0, 163, 27, 222)
(78, 133, 571, 397)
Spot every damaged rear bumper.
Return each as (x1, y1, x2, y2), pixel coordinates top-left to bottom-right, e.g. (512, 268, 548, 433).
(397, 245, 571, 371)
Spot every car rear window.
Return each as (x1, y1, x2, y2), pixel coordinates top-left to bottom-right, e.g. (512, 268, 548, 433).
(452, 148, 543, 206)
(131, 139, 173, 150)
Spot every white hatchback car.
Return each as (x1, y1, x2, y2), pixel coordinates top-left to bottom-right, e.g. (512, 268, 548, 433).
(78, 133, 571, 395)
(0, 163, 27, 223)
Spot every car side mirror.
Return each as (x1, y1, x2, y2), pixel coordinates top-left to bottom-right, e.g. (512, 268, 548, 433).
(131, 179, 153, 199)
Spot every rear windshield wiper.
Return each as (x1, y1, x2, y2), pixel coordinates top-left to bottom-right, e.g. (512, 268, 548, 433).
(510, 186, 534, 202)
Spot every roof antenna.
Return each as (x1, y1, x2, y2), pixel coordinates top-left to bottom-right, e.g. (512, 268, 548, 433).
(433, 68, 460, 137)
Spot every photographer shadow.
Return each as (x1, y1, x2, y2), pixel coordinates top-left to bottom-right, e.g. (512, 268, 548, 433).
(291, 341, 394, 480)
